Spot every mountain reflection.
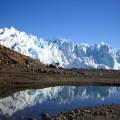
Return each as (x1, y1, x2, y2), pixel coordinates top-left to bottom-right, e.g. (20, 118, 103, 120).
(0, 86, 120, 119)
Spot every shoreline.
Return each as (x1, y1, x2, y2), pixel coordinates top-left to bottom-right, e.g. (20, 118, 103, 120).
(0, 69, 120, 88)
(42, 104, 120, 120)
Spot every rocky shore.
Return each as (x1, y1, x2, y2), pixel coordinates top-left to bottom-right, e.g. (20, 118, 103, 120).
(41, 105, 120, 120)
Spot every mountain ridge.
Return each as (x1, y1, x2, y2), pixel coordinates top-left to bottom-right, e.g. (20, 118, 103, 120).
(0, 27, 120, 69)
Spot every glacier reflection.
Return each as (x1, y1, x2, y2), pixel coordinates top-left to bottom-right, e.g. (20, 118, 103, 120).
(0, 86, 120, 119)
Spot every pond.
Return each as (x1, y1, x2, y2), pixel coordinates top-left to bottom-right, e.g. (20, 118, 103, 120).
(0, 85, 120, 120)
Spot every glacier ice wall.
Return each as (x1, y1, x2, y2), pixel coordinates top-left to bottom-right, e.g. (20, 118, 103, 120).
(0, 27, 120, 69)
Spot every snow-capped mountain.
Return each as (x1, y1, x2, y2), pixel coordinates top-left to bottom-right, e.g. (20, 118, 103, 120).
(0, 27, 120, 69)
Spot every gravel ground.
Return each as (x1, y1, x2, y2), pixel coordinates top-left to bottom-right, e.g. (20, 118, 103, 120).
(41, 105, 120, 120)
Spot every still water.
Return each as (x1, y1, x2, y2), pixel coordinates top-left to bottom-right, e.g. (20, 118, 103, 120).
(0, 86, 120, 120)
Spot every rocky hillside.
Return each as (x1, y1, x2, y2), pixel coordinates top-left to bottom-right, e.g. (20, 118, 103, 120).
(0, 45, 70, 74)
(0, 45, 46, 72)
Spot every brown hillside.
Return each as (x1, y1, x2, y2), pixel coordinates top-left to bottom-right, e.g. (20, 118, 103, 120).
(0, 45, 46, 72)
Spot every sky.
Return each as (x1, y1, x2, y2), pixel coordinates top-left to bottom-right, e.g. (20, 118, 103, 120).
(0, 0, 120, 49)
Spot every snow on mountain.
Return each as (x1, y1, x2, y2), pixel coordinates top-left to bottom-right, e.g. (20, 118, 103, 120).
(0, 27, 120, 69)
(0, 86, 119, 116)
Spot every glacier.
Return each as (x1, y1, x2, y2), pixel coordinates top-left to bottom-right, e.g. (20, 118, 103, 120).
(0, 27, 120, 69)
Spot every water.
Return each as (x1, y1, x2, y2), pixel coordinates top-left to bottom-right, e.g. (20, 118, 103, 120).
(0, 86, 120, 120)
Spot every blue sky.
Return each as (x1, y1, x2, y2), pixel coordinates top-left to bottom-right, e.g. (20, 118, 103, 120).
(0, 0, 120, 49)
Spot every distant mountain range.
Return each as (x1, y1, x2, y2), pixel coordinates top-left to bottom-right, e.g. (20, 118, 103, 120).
(0, 27, 120, 69)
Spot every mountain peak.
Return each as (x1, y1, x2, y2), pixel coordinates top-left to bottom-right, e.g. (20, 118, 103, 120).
(0, 27, 120, 69)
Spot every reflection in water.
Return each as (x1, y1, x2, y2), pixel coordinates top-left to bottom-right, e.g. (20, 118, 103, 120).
(0, 86, 120, 119)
